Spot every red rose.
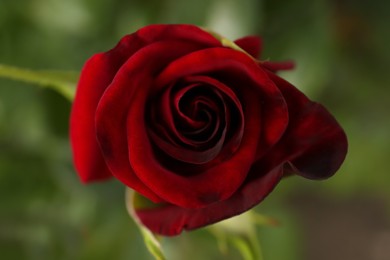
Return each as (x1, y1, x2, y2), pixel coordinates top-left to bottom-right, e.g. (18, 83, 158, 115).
(70, 24, 347, 236)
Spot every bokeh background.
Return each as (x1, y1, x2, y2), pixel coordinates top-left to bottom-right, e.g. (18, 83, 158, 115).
(1, 0, 389, 259)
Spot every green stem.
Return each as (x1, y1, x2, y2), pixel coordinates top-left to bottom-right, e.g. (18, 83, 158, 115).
(125, 189, 167, 260)
(208, 210, 266, 260)
(0, 64, 78, 101)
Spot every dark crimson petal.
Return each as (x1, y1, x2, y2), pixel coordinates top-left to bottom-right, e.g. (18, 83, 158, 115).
(150, 83, 227, 165)
(261, 60, 295, 72)
(70, 33, 146, 183)
(158, 83, 223, 148)
(135, 165, 283, 236)
(234, 36, 262, 58)
(125, 49, 263, 208)
(149, 75, 244, 165)
(288, 104, 348, 179)
(261, 71, 348, 179)
(253, 81, 288, 160)
(96, 41, 220, 206)
(70, 55, 112, 182)
(173, 87, 219, 143)
(183, 76, 245, 157)
(149, 128, 226, 165)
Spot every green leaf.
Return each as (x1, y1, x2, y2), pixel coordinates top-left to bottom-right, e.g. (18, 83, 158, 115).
(125, 188, 167, 260)
(0, 64, 78, 101)
(208, 211, 267, 260)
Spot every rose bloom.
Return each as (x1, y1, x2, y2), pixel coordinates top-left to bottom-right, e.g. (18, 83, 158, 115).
(70, 24, 347, 236)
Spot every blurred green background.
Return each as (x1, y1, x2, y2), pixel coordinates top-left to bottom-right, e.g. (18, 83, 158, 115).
(1, 0, 390, 259)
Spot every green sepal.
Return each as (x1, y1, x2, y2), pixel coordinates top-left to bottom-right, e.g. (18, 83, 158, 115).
(125, 188, 167, 260)
(208, 210, 275, 260)
(200, 28, 256, 60)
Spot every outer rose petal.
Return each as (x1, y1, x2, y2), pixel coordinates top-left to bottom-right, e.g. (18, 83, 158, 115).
(69, 27, 164, 183)
(261, 60, 295, 72)
(70, 55, 112, 182)
(234, 36, 263, 58)
(135, 165, 283, 236)
(260, 71, 348, 179)
(70, 33, 146, 182)
(69, 30, 157, 183)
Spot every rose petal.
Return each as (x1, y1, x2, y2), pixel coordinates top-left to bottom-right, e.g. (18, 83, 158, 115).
(234, 36, 263, 58)
(70, 33, 146, 183)
(150, 83, 228, 164)
(253, 79, 288, 160)
(134, 165, 283, 236)
(157, 83, 224, 147)
(260, 72, 348, 179)
(149, 76, 245, 165)
(182, 75, 245, 154)
(261, 60, 295, 72)
(70, 55, 113, 182)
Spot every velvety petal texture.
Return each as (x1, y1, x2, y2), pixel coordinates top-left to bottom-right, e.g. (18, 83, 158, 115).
(70, 24, 348, 236)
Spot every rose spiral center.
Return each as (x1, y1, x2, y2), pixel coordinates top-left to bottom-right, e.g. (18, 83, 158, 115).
(147, 76, 244, 167)
(176, 85, 224, 144)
